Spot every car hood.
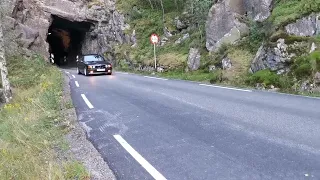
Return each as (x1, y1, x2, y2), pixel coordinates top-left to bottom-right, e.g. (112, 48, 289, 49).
(84, 61, 110, 65)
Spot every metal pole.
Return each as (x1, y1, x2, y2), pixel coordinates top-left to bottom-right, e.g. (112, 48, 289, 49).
(154, 43, 157, 71)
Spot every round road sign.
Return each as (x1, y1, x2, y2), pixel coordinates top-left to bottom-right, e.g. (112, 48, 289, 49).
(150, 33, 160, 44)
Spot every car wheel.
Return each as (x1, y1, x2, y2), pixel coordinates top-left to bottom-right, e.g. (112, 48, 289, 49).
(84, 68, 88, 76)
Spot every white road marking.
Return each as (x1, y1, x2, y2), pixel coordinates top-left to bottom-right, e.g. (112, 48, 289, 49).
(118, 72, 129, 74)
(81, 94, 94, 109)
(144, 76, 168, 81)
(75, 81, 80, 87)
(113, 135, 167, 180)
(72, 75, 76, 78)
(66, 71, 70, 74)
(266, 91, 320, 100)
(199, 84, 252, 92)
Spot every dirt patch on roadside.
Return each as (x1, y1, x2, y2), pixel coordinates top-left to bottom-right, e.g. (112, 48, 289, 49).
(61, 74, 116, 180)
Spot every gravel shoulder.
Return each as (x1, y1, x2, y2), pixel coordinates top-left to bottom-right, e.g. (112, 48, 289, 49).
(62, 74, 116, 180)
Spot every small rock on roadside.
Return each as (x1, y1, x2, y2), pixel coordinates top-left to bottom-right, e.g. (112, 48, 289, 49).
(314, 72, 320, 85)
(222, 57, 232, 70)
(157, 66, 165, 73)
(310, 42, 317, 53)
(209, 65, 216, 72)
(187, 48, 201, 71)
(0, 89, 4, 103)
(256, 83, 265, 90)
(175, 33, 190, 44)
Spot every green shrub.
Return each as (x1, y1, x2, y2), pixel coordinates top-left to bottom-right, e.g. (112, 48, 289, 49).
(310, 51, 320, 71)
(7, 55, 52, 89)
(294, 63, 312, 78)
(270, 0, 320, 27)
(291, 51, 320, 79)
(246, 69, 281, 87)
(237, 21, 267, 53)
(209, 69, 223, 84)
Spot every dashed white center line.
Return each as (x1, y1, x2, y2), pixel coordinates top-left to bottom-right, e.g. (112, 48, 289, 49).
(66, 71, 70, 74)
(144, 76, 168, 81)
(75, 81, 80, 87)
(199, 84, 252, 92)
(113, 135, 167, 180)
(72, 75, 76, 78)
(81, 94, 94, 109)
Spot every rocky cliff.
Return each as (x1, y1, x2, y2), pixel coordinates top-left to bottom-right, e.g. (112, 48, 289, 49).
(1, 0, 128, 63)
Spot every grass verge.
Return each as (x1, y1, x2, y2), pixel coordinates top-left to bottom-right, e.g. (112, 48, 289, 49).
(0, 55, 89, 179)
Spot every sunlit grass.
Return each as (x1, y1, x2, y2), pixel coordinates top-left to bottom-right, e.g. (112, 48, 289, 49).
(0, 55, 88, 179)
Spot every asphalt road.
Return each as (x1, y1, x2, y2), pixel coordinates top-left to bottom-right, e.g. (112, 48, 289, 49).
(64, 68, 320, 180)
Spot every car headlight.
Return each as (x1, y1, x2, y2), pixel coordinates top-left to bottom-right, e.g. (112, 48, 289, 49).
(88, 65, 93, 69)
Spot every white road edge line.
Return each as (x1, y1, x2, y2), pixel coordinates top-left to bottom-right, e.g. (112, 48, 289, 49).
(81, 94, 94, 109)
(144, 76, 168, 81)
(113, 135, 167, 180)
(118, 72, 129, 74)
(72, 75, 76, 78)
(75, 81, 80, 87)
(199, 84, 252, 92)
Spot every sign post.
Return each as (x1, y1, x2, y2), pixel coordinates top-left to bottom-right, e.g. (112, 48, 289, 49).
(150, 33, 160, 71)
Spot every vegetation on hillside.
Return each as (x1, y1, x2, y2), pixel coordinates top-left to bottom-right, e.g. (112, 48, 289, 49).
(115, 0, 320, 95)
(0, 56, 89, 179)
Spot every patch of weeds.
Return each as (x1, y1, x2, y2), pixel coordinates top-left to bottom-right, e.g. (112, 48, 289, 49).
(65, 100, 74, 109)
(291, 51, 320, 80)
(246, 69, 281, 87)
(64, 161, 90, 180)
(270, 0, 320, 27)
(0, 55, 86, 179)
(161, 69, 215, 83)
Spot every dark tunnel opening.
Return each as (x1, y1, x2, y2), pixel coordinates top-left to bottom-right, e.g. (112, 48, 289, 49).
(46, 15, 93, 67)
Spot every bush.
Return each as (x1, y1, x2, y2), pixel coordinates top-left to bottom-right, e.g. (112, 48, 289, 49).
(291, 51, 320, 79)
(270, 0, 320, 27)
(209, 69, 223, 84)
(246, 69, 281, 87)
(310, 51, 320, 71)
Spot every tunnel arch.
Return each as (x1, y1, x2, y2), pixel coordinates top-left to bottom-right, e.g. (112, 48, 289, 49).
(46, 15, 94, 67)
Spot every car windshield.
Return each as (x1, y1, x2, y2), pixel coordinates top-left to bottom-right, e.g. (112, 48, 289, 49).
(83, 55, 105, 62)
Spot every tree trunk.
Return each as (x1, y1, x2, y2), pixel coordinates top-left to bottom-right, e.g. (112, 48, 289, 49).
(159, 0, 165, 25)
(147, 0, 154, 9)
(0, 19, 12, 103)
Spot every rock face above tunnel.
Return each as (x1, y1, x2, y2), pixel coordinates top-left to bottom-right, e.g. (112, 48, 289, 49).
(1, 0, 127, 60)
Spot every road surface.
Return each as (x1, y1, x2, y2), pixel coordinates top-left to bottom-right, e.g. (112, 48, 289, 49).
(64, 68, 320, 180)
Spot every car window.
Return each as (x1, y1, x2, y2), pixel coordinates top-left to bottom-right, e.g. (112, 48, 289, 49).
(84, 55, 105, 62)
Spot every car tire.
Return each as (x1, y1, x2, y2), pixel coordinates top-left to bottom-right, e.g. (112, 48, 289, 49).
(84, 68, 88, 76)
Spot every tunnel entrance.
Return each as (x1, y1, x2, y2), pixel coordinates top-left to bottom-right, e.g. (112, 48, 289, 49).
(47, 15, 93, 67)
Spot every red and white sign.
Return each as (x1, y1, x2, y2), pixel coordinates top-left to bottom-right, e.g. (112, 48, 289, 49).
(150, 33, 160, 44)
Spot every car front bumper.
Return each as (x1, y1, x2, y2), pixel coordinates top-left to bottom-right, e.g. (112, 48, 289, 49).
(87, 67, 112, 74)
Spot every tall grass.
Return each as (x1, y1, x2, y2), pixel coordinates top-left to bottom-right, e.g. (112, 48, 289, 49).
(0, 55, 88, 179)
(271, 0, 320, 27)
